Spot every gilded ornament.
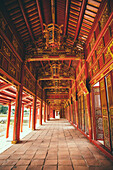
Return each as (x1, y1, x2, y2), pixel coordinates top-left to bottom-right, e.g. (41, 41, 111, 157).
(3, 45, 10, 57)
(107, 40, 113, 58)
(12, 37, 18, 51)
(100, 5, 109, 30)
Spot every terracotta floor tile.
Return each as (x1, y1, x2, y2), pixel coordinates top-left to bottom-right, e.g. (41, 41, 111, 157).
(12, 165, 28, 170)
(9, 154, 22, 160)
(27, 165, 42, 170)
(58, 159, 72, 165)
(43, 165, 57, 170)
(70, 155, 83, 160)
(30, 159, 44, 166)
(0, 155, 10, 160)
(72, 159, 87, 166)
(45, 160, 57, 166)
(47, 155, 57, 160)
(2, 159, 18, 166)
(33, 154, 46, 159)
(0, 166, 13, 170)
(0, 119, 113, 170)
(86, 158, 102, 166)
(16, 159, 31, 166)
(58, 155, 70, 160)
(58, 165, 73, 170)
(99, 159, 113, 166)
(73, 166, 89, 170)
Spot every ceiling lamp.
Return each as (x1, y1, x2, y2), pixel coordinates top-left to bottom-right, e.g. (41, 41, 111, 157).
(51, 63, 60, 77)
(43, 0, 63, 50)
(43, 23, 63, 50)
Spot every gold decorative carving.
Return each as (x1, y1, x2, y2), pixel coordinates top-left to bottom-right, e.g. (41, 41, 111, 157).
(10, 66, 16, 76)
(100, 5, 109, 30)
(107, 41, 113, 58)
(0, 13, 6, 31)
(43, 54, 49, 58)
(59, 54, 66, 58)
(12, 36, 18, 51)
(3, 45, 10, 57)
(90, 36, 95, 50)
(96, 42, 104, 56)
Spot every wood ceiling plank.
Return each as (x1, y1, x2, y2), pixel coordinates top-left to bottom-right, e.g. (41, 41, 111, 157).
(74, 0, 87, 42)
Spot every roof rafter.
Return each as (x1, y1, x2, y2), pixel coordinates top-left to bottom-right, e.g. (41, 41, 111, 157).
(36, 0, 44, 35)
(64, 0, 70, 36)
(74, 0, 87, 43)
(18, 0, 36, 44)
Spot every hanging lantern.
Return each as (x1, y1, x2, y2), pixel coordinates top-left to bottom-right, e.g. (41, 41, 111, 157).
(51, 63, 60, 77)
(43, 23, 63, 50)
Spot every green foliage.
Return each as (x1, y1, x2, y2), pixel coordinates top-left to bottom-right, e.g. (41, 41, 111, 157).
(0, 104, 8, 114)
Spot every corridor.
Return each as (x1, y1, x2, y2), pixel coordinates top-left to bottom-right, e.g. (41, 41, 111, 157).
(0, 119, 113, 170)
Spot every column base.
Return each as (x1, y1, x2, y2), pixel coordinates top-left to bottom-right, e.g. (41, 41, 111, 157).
(11, 140, 18, 144)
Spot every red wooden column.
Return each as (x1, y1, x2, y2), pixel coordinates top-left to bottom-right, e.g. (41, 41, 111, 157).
(71, 103, 73, 123)
(12, 62, 25, 144)
(44, 103, 46, 122)
(29, 106, 31, 128)
(86, 93, 92, 141)
(39, 88, 43, 125)
(75, 81, 79, 128)
(32, 79, 37, 130)
(12, 85, 22, 143)
(85, 61, 92, 142)
(68, 105, 70, 121)
(6, 102, 11, 138)
(39, 100, 43, 125)
(32, 95, 37, 130)
(46, 103, 48, 121)
(35, 108, 38, 125)
(21, 104, 24, 132)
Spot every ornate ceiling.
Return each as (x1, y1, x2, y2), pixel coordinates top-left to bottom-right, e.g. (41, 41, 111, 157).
(1, 0, 102, 110)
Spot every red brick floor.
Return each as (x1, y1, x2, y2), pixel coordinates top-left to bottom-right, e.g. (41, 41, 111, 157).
(0, 119, 113, 170)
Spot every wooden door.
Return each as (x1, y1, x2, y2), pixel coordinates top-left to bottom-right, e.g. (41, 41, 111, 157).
(106, 71, 113, 151)
(93, 86, 104, 140)
(84, 95, 89, 135)
(100, 78, 111, 150)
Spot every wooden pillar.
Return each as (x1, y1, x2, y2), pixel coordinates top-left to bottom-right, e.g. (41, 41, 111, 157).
(87, 93, 92, 142)
(12, 85, 22, 143)
(71, 104, 73, 123)
(75, 100, 79, 128)
(6, 102, 11, 138)
(85, 61, 92, 142)
(29, 106, 31, 128)
(68, 105, 70, 121)
(20, 104, 24, 132)
(46, 103, 48, 121)
(44, 103, 46, 122)
(12, 62, 25, 143)
(39, 100, 43, 125)
(32, 79, 37, 130)
(39, 89, 43, 125)
(32, 95, 37, 130)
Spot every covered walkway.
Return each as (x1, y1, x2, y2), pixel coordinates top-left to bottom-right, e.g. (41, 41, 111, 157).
(0, 119, 113, 170)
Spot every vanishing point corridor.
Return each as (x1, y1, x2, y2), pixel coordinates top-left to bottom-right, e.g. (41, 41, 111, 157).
(0, 119, 113, 170)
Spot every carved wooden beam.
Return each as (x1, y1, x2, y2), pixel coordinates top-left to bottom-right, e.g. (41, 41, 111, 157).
(44, 86, 70, 89)
(36, 0, 44, 34)
(74, 0, 87, 42)
(26, 55, 81, 62)
(64, 0, 70, 35)
(38, 77, 74, 81)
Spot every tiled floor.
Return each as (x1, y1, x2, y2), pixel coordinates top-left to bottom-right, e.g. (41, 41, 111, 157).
(0, 119, 113, 170)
